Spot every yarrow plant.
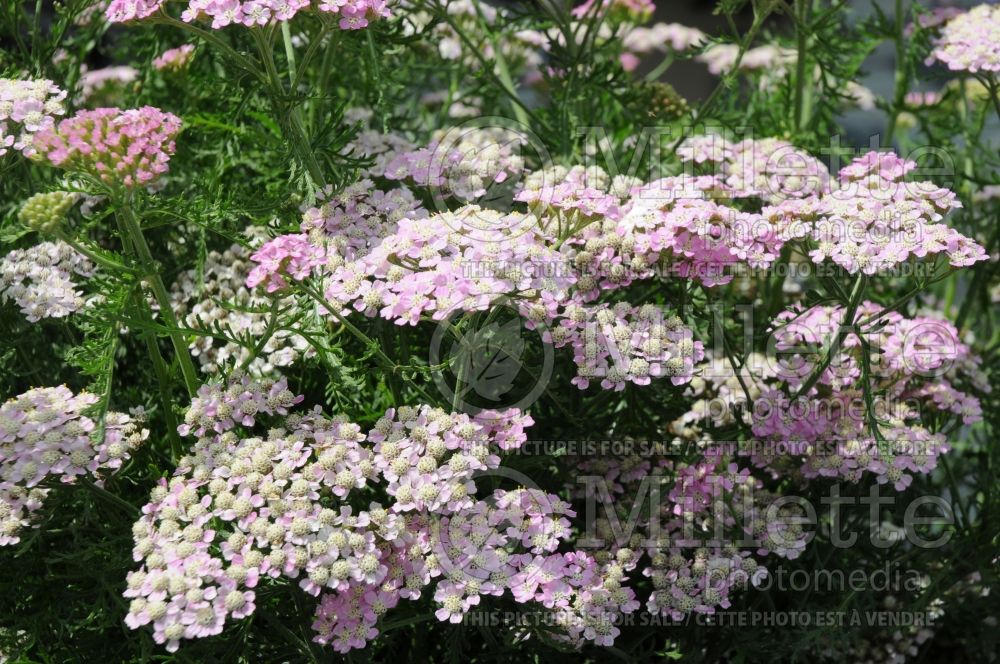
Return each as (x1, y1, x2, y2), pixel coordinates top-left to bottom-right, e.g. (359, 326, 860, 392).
(105, 0, 393, 29)
(0, 241, 94, 322)
(33, 106, 182, 189)
(1, 0, 999, 662)
(153, 44, 196, 72)
(0, 386, 147, 545)
(926, 4, 1000, 74)
(0, 78, 67, 158)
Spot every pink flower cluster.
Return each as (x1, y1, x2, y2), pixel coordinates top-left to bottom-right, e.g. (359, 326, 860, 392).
(106, 0, 392, 30)
(926, 4, 1000, 73)
(782, 151, 986, 274)
(1, 241, 95, 323)
(344, 124, 417, 178)
(126, 373, 639, 652)
(554, 302, 704, 391)
(153, 45, 196, 72)
(300, 179, 427, 264)
(714, 302, 988, 489)
(0, 78, 67, 158)
(697, 44, 796, 76)
(679, 135, 829, 202)
(678, 139, 988, 274)
(0, 386, 147, 545)
(570, 450, 808, 624)
(906, 7, 964, 36)
(34, 106, 182, 189)
(605, 176, 778, 287)
(78, 66, 139, 103)
(515, 166, 782, 288)
(321, 206, 573, 323)
(385, 126, 526, 202)
(246, 233, 326, 293)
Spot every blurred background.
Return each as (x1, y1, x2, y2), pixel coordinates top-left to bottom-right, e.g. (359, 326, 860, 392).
(648, 0, 993, 147)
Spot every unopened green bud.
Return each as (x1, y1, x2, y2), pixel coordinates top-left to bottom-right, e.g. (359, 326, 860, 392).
(639, 82, 689, 122)
(18, 191, 76, 234)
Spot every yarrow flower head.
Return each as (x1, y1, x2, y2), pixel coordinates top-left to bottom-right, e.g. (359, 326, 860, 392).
(742, 302, 988, 488)
(697, 43, 796, 77)
(33, 106, 182, 189)
(676, 136, 988, 275)
(153, 44, 196, 72)
(385, 125, 526, 203)
(127, 373, 611, 653)
(926, 4, 1000, 73)
(106, 0, 392, 30)
(300, 179, 427, 264)
(78, 66, 139, 104)
(1, 241, 94, 322)
(678, 135, 829, 202)
(572, 0, 654, 23)
(622, 22, 707, 55)
(0, 386, 147, 545)
(246, 233, 326, 293)
(0, 78, 67, 158)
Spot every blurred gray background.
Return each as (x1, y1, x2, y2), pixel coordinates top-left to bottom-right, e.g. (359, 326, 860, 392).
(651, 0, 993, 147)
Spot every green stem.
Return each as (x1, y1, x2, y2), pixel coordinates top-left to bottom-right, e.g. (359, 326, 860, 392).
(858, 337, 887, 455)
(117, 202, 200, 396)
(252, 29, 326, 189)
(293, 24, 331, 92)
(792, 274, 867, 400)
(642, 55, 675, 83)
(884, 0, 908, 145)
(792, 0, 813, 132)
(133, 288, 184, 460)
(146, 334, 183, 460)
(240, 300, 282, 372)
(300, 283, 396, 370)
(79, 477, 138, 518)
(281, 21, 297, 86)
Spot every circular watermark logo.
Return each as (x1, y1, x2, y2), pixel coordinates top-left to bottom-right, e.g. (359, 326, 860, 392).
(425, 115, 551, 241)
(429, 298, 554, 415)
(427, 465, 569, 584)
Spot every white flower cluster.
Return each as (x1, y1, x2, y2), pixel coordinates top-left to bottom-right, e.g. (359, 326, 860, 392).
(385, 125, 527, 202)
(622, 22, 707, 54)
(0, 241, 94, 322)
(78, 65, 139, 104)
(169, 233, 313, 374)
(0, 386, 147, 545)
(927, 4, 1000, 73)
(0, 78, 67, 157)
